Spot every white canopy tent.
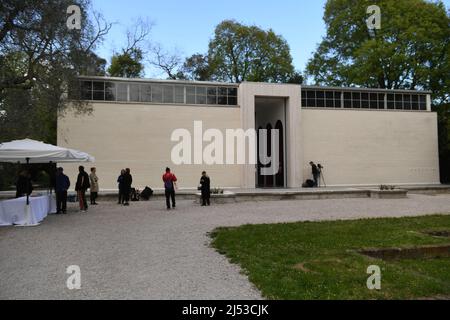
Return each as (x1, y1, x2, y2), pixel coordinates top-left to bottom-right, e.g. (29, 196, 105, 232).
(0, 139, 95, 226)
(0, 138, 95, 163)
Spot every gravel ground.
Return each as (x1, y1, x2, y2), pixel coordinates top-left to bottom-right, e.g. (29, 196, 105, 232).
(1, 193, 449, 300)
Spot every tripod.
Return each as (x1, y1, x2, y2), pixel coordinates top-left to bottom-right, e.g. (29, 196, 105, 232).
(319, 168, 327, 188)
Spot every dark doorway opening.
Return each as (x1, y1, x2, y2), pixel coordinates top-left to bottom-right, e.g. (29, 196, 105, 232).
(255, 97, 286, 188)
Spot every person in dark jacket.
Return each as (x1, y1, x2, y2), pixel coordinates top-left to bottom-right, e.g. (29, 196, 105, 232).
(55, 167, 70, 214)
(117, 169, 125, 204)
(15, 170, 33, 198)
(122, 168, 133, 206)
(75, 166, 90, 212)
(199, 171, 211, 206)
(310, 161, 320, 188)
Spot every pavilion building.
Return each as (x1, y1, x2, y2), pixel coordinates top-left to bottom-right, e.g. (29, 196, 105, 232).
(57, 76, 440, 190)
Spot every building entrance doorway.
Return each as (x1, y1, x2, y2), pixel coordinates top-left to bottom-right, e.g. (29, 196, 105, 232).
(255, 97, 286, 188)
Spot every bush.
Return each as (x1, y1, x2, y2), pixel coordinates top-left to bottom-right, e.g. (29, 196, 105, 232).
(380, 185, 396, 191)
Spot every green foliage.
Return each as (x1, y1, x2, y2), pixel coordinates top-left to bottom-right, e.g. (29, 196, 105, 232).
(208, 20, 296, 83)
(35, 170, 50, 188)
(306, 0, 449, 94)
(211, 188, 224, 195)
(107, 48, 144, 78)
(380, 185, 396, 191)
(286, 71, 304, 84)
(182, 53, 211, 81)
(0, 164, 17, 190)
(211, 215, 450, 300)
(183, 20, 300, 84)
(0, 0, 109, 189)
(0, 0, 109, 142)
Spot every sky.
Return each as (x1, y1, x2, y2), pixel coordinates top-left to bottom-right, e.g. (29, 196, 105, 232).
(91, 0, 450, 78)
(91, 0, 328, 77)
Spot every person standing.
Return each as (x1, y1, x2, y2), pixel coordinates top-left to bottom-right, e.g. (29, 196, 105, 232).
(75, 166, 90, 212)
(15, 170, 33, 198)
(55, 167, 70, 214)
(309, 162, 320, 188)
(199, 171, 211, 206)
(89, 167, 99, 205)
(162, 167, 177, 210)
(117, 169, 125, 205)
(122, 168, 133, 206)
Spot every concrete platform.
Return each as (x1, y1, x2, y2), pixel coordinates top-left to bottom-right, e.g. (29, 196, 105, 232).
(1, 185, 448, 202)
(97, 185, 448, 203)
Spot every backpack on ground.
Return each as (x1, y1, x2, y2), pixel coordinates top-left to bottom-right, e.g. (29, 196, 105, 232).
(302, 179, 315, 188)
(131, 188, 140, 201)
(140, 187, 153, 201)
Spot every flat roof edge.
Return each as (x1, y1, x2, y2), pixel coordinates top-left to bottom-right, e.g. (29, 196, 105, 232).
(302, 85, 432, 94)
(78, 76, 239, 87)
(77, 76, 432, 93)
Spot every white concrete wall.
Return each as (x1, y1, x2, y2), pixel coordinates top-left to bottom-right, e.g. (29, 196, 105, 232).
(58, 83, 441, 191)
(58, 102, 242, 191)
(301, 109, 440, 186)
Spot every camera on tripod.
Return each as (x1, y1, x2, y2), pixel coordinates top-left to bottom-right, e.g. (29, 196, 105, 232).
(318, 164, 326, 187)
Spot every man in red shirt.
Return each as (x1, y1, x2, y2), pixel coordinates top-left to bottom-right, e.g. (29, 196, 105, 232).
(162, 167, 177, 210)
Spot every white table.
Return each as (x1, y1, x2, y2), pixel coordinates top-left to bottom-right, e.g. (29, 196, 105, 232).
(0, 194, 56, 226)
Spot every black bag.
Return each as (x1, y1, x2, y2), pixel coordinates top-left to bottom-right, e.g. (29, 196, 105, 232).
(140, 187, 153, 201)
(131, 188, 140, 202)
(302, 179, 315, 188)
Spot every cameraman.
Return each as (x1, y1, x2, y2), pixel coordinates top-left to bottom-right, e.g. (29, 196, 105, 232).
(309, 162, 320, 188)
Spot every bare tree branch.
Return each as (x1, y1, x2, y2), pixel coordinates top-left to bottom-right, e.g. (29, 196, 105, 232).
(124, 17, 153, 54)
(84, 10, 113, 53)
(148, 44, 183, 79)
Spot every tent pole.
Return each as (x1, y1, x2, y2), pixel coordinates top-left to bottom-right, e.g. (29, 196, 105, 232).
(26, 157, 30, 205)
(49, 161, 53, 195)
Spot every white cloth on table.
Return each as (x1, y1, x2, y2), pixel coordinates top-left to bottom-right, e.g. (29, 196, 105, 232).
(0, 195, 56, 226)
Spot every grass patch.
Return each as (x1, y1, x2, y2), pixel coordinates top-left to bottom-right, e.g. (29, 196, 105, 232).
(210, 215, 450, 300)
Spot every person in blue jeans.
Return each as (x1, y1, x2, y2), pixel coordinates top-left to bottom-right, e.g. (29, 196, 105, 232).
(55, 167, 70, 214)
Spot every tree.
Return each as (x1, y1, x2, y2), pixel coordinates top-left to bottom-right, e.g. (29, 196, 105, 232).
(108, 48, 144, 78)
(0, 0, 111, 138)
(107, 18, 152, 78)
(306, 0, 450, 181)
(207, 20, 296, 83)
(306, 0, 449, 92)
(0, 0, 110, 93)
(181, 53, 211, 81)
(0, 0, 111, 190)
(286, 71, 304, 84)
(153, 20, 300, 83)
(148, 44, 185, 80)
